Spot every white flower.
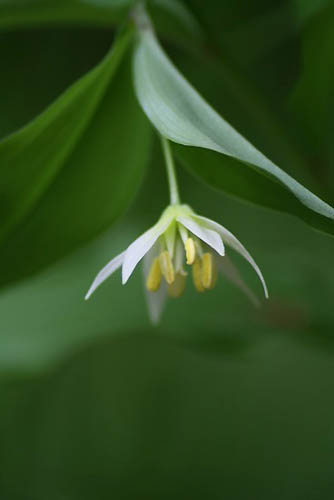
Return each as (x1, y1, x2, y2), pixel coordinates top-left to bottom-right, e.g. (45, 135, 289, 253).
(85, 204, 268, 323)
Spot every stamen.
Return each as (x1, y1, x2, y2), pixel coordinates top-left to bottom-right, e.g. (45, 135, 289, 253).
(185, 237, 196, 265)
(159, 251, 175, 284)
(202, 253, 217, 290)
(146, 257, 162, 292)
(168, 273, 186, 298)
(192, 258, 205, 292)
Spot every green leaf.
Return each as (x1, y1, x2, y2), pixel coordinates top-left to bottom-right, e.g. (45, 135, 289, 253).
(0, 27, 115, 138)
(294, 0, 331, 24)
(0, 0, 133, 30)
(132, 25, 334, 235)
(0, 26, 152, 286)
(291, 3, 334, 160)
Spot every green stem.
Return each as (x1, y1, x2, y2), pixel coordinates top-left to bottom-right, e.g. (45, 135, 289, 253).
(132, 1, 153, 33)
(161, 136, 180, 205)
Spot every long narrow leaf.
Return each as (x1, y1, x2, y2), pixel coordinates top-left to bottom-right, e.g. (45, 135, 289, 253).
(133, 25, 334, 235)
(0, 0, 132, 30)
(0, 26, 152, 286)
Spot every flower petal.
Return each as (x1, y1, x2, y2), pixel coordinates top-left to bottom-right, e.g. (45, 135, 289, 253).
(177, 216, 225, 256)
(122, 218, 172, 284)
(217, 255, 260, 307)
(194, 215, 268, 298)
(85, 251, 125, 300)
(143, 244, 168, 324)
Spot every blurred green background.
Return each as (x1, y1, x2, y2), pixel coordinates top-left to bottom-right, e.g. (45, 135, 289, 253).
(0, 1, 333, 499)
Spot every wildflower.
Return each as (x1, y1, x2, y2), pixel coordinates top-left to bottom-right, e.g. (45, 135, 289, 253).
(85, 203, 268, 323)
(86, 136, 268, 323)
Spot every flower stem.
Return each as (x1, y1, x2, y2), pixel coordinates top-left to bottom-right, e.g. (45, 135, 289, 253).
(131, 1, 153, 33)
(161, 136, 180, 205)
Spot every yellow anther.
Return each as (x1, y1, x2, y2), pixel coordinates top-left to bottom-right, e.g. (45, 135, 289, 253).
(201, 253, 217, 290)
(185, 237, 196, 265)
(146, 257, 162, 292)
(192, 258, 205, 292)
(168, 273, 187, 298)
(159, 251, 175, 285)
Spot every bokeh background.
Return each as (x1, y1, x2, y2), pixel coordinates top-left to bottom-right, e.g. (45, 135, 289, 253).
(0, 1, 333, 499)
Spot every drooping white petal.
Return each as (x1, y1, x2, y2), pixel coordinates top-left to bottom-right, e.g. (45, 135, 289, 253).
(177, 216, 225, 256)
(194, 215, 268, 298)
(143, 244, 168, 324)
(85, 251, 125, 300)
(217, 255, 260, 307)
(122, 218, 172, 284)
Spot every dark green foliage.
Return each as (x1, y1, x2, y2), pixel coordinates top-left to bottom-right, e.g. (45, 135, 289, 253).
(0, 2, 333, 499)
